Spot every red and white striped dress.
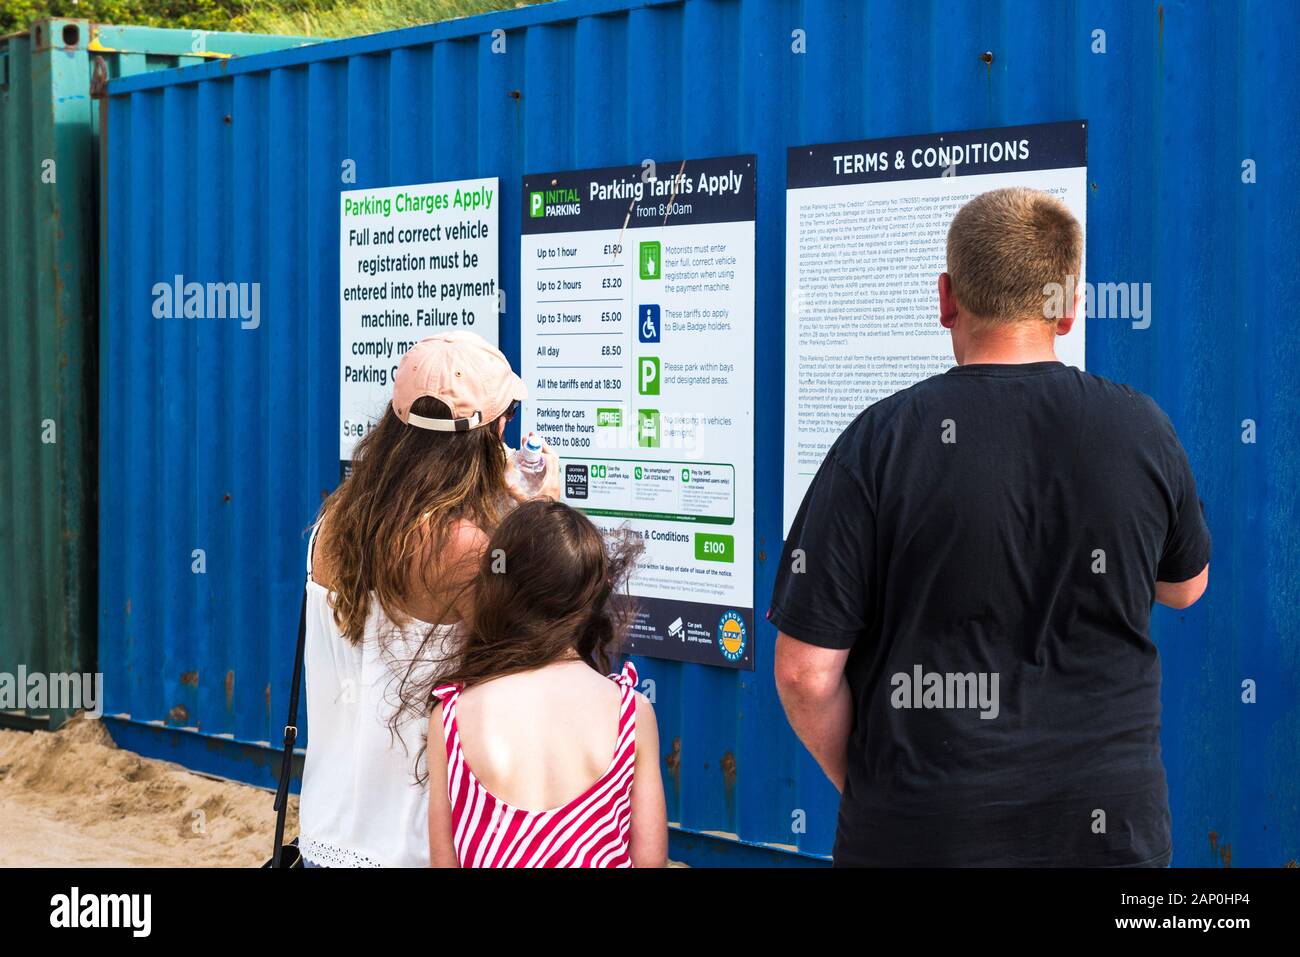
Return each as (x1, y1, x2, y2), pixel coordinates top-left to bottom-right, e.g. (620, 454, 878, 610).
(431, 662, 639, 868)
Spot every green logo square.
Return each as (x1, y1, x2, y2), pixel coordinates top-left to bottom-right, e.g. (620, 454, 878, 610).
(638, 410, 660, 448)
(638, 356, 660, 396)
(694, 533, 734, 563)
(639, 241, 661, 280)
(681, 468, 690, 483)
(634, 466, 644, 480)
(529, 191, 544, 218)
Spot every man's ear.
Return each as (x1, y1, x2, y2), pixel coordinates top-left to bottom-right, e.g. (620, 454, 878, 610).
(938, 273, 959, 329)
(1056, 286, 1079, 336)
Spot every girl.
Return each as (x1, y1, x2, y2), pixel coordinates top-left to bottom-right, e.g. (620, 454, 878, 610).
(299, 332, 559, 868)
(426, 499, 668, 867)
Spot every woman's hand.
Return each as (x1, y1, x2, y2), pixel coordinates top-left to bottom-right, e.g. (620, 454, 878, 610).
(535, 446, 562, 500)
(504, 439, 562, 502)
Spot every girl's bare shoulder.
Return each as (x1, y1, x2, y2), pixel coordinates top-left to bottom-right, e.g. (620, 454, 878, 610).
(460, 661, 617, 706)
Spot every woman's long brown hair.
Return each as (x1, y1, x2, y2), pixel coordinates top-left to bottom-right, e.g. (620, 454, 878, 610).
(316, 395, 507, 644)
(401, 499, 642, 782)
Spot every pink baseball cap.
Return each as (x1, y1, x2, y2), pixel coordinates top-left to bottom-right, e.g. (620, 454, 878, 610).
(391, 332, 527, 432)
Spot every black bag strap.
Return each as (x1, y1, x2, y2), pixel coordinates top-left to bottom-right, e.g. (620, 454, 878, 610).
(272, 556, 312, 866)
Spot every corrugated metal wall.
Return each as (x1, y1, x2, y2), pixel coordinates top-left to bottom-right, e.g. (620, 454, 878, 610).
(99, 0, 1299, 866)
(0, 19, 314, 728)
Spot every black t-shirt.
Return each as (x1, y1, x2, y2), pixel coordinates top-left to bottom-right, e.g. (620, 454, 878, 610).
(769, 362, 1211, 867)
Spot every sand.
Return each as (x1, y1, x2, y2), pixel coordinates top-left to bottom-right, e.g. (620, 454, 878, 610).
(0, 716, 295, 867)
(0, 716, 687, 868)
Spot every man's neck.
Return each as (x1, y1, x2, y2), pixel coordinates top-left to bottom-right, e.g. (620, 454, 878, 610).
(958, 323, 1060, 366)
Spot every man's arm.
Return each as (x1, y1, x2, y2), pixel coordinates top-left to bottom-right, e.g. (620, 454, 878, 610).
(774, 633, 852, 792)
(768, 449, 872, 792)
(1151, 403, 1211, 609)
(1155, 563, 1209, 610)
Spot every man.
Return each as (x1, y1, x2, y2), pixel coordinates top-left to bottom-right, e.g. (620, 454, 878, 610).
(770, 187, 1210, 867)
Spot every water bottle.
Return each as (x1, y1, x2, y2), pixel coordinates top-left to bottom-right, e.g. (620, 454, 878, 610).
(509, 432, 547, 497)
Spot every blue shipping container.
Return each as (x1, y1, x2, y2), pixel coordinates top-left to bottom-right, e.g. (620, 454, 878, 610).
(100, 0, 1299, 866)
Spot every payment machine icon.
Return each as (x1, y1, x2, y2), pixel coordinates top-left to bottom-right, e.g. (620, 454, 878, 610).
(638, 304, 661, 343)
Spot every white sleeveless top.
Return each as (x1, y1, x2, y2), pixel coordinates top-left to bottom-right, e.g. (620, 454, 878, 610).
(298, 526, 457, 867)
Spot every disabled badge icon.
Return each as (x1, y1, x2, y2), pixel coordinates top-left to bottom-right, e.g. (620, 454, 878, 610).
(639, 304, 661, 343)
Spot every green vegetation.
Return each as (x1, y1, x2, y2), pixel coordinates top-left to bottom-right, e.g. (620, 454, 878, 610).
(0, 0, 546, 38)
(242, 0, 546, 37)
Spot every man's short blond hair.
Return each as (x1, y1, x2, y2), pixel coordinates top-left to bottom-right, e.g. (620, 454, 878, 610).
(946, 187, 1082, 323)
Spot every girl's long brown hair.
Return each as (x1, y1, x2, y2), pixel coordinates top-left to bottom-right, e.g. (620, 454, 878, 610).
(317, 395, 507, 643)
(451, 499, 642, 682)
(400, 499, 642, 782)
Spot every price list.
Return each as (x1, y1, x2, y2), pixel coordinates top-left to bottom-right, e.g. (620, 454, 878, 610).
(520, 157, 758, 669)
(526, 239, 630, 409)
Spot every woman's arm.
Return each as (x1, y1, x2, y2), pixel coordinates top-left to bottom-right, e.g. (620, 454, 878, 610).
(628, 692, 668, 868)
(427, 703, 460, 867)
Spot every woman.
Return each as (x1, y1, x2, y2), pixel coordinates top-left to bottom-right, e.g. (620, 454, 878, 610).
(298, 331, 559, 867)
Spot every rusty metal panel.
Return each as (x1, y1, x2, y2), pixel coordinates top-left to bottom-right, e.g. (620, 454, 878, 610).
(99, 0, 1299, 865)
(0, 19, 314, 729)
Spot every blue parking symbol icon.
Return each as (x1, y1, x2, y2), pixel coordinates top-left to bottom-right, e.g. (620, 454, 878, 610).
(638, 304, 661, 343)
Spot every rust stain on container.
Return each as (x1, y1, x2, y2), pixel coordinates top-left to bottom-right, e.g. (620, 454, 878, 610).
(720, 751, 737, 789)
(180, 671, 198, 687)
(90, 55, 109, 97)
(1208, 830, 1233, 868)
(224, 670, 235, 710)
(664, 737, 681, 788)
(168, 704, 188, 724)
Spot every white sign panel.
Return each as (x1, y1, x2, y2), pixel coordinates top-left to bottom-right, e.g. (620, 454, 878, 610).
(339, 177, 499, 473)
(784, 122, 1088, 531)
(521, 156, 757, 669)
